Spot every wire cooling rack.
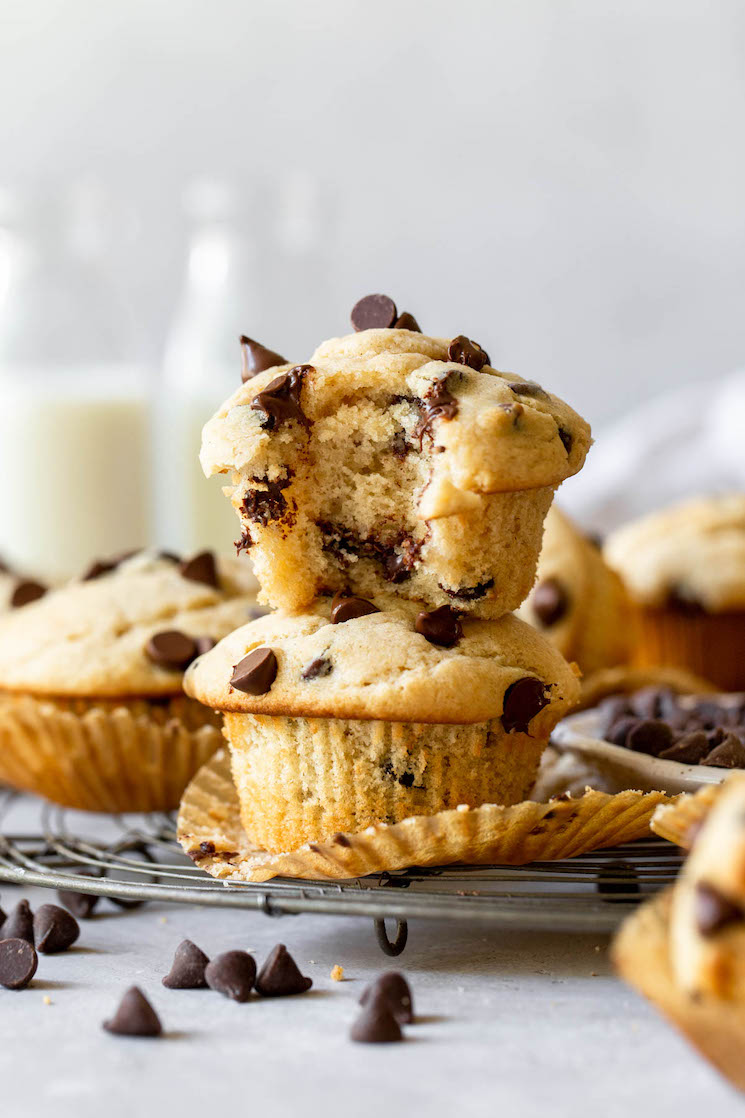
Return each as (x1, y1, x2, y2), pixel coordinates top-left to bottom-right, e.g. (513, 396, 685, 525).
(0, 789, 683, 955)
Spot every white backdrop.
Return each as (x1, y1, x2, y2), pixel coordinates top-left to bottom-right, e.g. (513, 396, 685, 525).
(2, 0, 745, 433)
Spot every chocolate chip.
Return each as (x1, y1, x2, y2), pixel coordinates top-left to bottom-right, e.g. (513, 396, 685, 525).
(195, 636, 216, 656)
(301, 657, 332, 680)
(255, 944, 312, 997)
(508, 380, 549, 400)
(0, 939, 38, 990)
(251, 366, 309, 430)
(145, 630, 199, 671)
(242, 480, 289, 526)
(163, 940, 210, 989)
(558, 426, 573, 454)
(447, 335, 489, 371)
(659, 731, 710, 765)
(414, 373, 458, 443)
(394, 311, 421, 332)
(359, 972, 413, 1024)
(104, 987, 162, 1037)
(350, 999, 403, 1043)
(10, 580, 47, 608)
(441, 578, 494, 602)
(704, 734, 745, 768)
(625, 719, 673, 757)
(499, 402, 524, 424)
(230, 647, 278, 694)
(2, 900, 34, 945)
(501, 678, 549, 734)
(695, 882, 744, 936)
(240, 336, 288, 382)
(630, 687, 665, 721)
(330, 596, 381, 625)
(82, 558, 119, 581)
(33, 904, 80, 954)
(605, 715, 640, 747)
(532, 578, 569, 627)
(390, 427, 409, 460)
(205, 950, 256, 1002)
(57, 873, 100, 919)
(351, 294, 398, 332)
(415, 605, 462, 648)
(179, 550, 218, 588)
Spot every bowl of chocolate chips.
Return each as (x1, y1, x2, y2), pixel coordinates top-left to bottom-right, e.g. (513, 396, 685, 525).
(552, 688, 745, 795)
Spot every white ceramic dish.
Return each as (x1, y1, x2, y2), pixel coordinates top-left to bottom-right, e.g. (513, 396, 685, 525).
(552, 708, 730, 796)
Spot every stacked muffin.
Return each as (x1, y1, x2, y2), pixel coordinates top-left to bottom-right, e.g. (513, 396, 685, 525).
(185, 296, 592, 852)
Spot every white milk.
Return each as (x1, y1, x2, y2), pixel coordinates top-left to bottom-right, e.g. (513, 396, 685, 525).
(0, 368, 151, 579)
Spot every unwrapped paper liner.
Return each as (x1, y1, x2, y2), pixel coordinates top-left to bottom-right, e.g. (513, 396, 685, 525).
(651, 783, 724, 849)
(178, 748, 675, 882)
(613, 889, 745, 1093)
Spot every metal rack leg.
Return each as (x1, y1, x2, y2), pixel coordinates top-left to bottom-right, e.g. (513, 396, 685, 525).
(374, 917, 408, 956)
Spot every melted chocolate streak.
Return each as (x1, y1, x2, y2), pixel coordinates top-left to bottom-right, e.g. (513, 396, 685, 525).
(318, 522, 421, 583)
(241, 474, 293, 527)
(413, 375, 458, 446)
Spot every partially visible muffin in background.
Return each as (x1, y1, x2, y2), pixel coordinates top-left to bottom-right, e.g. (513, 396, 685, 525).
(517, 507, 632, 675)
(604, 495, 745, 691)
(0, 550, 262, 812)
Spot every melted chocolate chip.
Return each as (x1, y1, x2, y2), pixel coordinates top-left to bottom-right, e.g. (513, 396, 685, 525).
(179, 550, 218, 588)
(0, 939, 38, 990)
(205, 950, 256, 1001)
(33, 904, 80, 954)
(230, 647, 278, 694)
(145, 630, 199, 671)
(501, 677, 549, 734)
(350, 999, 403, 1043)
(359, 972, 413, 1024)
(242, 479, 290, 526)
(255, 944, 312, 997)
(391, 427, 409, 460)
(414, 373, 458, 444)
(441, 579, 494, 602)
(532, 578, 569, 627)
(2, 900, 34, 945)
(240, 336, 288, 382)
(330, 596, 381, 624)
(104, 987, 162, 1037)
(394, 311, 421, 332)
(558, 426, 573, 454)
(10, 580, 47, 608)
(415, 605, 462, 648)
(447, 335, 489, 370)
(695, 881, 744, 936)
(162, 939, 210, 989)
(508, 380, 549, 400)
(351, 294, 398, 332)
(301, 657, 332, 680)
(251, 367, 310, 430)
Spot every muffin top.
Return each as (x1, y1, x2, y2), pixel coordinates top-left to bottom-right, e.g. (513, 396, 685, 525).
(200, 325, 591, 498)
(0, 550, 262, 698)
(517, 506, 631, 673)
(604, 494, 745, 611)
(185, 594, 581, 728)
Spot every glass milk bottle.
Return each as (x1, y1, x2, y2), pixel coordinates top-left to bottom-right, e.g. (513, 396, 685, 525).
(158, 180, 262, 555)
(0, 187, 151, 581)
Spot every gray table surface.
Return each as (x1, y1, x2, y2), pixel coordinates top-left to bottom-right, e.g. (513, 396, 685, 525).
(0, 796, 741, 1118)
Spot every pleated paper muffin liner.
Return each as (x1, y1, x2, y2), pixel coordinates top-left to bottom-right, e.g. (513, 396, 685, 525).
(613, 889, 745, 1093)
(178, 748, 675, 882)
(0, 692, 224, 813)
(651, 783, 725, 849)
(632, 606, 745, 693)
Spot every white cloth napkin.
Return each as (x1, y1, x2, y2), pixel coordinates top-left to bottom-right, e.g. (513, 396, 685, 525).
(560, 369, 745, 533)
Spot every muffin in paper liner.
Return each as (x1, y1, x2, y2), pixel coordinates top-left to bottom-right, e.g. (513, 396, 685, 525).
(0, 693, 223, 813)
(177, 748, 675, 882)
(613, 889, 745, 1093)
(631, 607, 745, 693)
(651, 783, 724, 849)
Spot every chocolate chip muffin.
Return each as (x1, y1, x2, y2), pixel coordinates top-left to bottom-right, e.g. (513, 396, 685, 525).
(184, 595, 580, 852)
(517, 507, 631, 674)
(0, 550, 262, 811)
(199, 298, 591, 617)
(604, 494, 745, 690)
(670, 772, 745, 999)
